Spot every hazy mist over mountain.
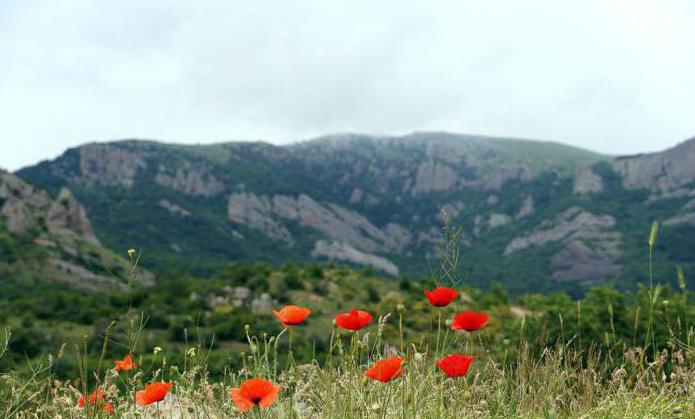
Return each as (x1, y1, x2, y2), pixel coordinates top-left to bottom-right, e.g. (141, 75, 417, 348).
(2, 1, 695, 170)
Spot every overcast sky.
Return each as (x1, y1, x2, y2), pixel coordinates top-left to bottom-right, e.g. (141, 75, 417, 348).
(2, 0, 695, 170)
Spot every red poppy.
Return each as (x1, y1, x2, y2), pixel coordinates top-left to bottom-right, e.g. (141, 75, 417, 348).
(364, 357, 405, 382)
(135, 382, 173, 406)
(335, 310, 373, 331)
(272, 305, 311, 326)
(114, 355, 136, 372)
(436, 354, 475, 377)
(424, 287, 458, 307)
(230, 378, 280, 412)
(78, 388, 104, 407)
(78, 388, 113, 414)
(451, 311, 489, 331)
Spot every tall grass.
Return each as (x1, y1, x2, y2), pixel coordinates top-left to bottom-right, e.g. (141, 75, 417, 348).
(0, 221, 694, 418)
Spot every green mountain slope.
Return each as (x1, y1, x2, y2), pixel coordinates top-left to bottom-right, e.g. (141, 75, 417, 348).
(0, 170, 153, 291)
(15, 132, 695, 294)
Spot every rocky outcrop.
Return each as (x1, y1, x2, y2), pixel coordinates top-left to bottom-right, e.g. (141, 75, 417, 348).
(516, 195, 535, 218)
(78, 144, 147, 187)
(613, 137, 695, 197)
(311, 240, 399, 275)
(489, 213, 513, 229)
(155, 162, 224, 196)
(159, 199, 192, 217)
(47, 188, 99, 243)
(0, 171, 154, 291)
(411, 161, 459, 194)
(227, 193, 292, 242)
(1, 171, 51, 233)
(573, 167, 603, 195)
(663, 212, 695, 226)
(505, 207, 621, 283)
(504, 207, 617, 255)
(227, 193, 410, 253)
(550, 240, 621, 283)
(478, 166, 535, 191)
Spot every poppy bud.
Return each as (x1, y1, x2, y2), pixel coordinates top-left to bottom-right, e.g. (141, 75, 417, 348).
(332, 318, 337, 327)
(413, 352, 424, 362)
(445, 319, 452, 327)
(127, 248, 136, 258)
(503, 339, 510, 346)
(396, 304, 406, 313)
(244, 324, 251, 333)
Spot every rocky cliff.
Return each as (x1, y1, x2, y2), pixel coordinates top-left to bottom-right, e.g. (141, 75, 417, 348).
(15, 133, 695, 293)
(0, 170, 154, 291)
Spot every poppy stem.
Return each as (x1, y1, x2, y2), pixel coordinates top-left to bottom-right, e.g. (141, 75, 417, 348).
(435, 308, 442, 358)
(287, 327, 294, 369)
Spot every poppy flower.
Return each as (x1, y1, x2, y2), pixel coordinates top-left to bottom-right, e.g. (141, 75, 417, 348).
(335, 310, 373, 331)
(135, 382, 173, 406)
(272, 305, 311, 327)
(114, 355, 136, 372)
(364, 357, 405, 382)
(424, 287, 458, 307)
(78, 388, 104, 407)
(436, 354, 474, 377)
(230, 378, 280, 412)
(78, 388, 113, 414)
(451, 311, 489, 331)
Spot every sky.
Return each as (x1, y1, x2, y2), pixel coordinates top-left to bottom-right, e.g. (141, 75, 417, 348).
(1, 0, 695, 170)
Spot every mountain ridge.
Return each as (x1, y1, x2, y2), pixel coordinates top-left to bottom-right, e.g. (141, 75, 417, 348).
(14, 132, 695, 294)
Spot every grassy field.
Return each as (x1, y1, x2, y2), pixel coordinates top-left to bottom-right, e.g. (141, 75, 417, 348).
(1, 225, 694, 418)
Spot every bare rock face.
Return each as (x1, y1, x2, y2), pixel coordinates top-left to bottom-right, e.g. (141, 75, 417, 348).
(0, 171, 51, 233)
(505, 207, 621, 283)
(311, 240, 399, 276)
(573, 167, 603, 195)
(488, 213, 513, 229)
(550, 240, 621, 283)
(349, 187, 364, 204)
(47, 188, 99, 244)
(155, 162, 224, 196)
(78, 144, 147, 187)
(227, 192, 411, 254)
(478, 165, 535, 191)
(412, 161, 459, 194)
(505, 207, 617, 255)
(158, 199, 192, 217)
(613, 137, 695, 197)
(1, 198, 37, 234)
(516, 195, 535, 218)
(663, 212, 695, 226)
(227, 193, 292, 242)
(0, 171, 154, 291)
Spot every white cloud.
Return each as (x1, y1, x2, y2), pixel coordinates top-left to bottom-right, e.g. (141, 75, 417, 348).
(1, 0, 695, 170)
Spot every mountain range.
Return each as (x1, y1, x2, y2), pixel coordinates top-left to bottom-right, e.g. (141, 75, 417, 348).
(11, 132, 695, 294)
